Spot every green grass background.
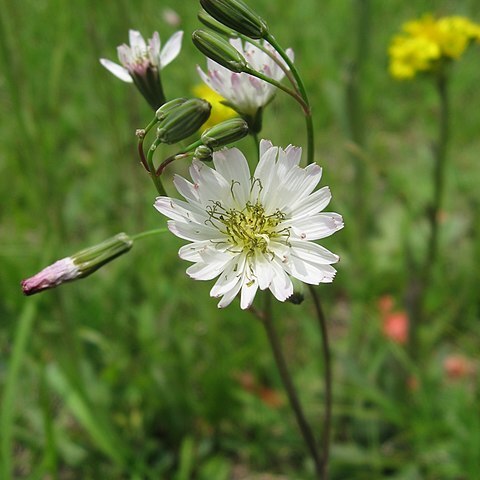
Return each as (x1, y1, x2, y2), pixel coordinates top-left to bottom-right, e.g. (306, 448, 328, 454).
(1, 0, 480, 478)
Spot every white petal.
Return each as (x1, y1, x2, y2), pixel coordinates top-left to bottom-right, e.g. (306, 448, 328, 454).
(274, 164, 323, 211)
(259, 139, 273, 158)
(129, 30, 146, 50)
(290, 240, 339, 265)
(289, 186, 332, 217)
(212, 148, 251, 207)
(268, 260, 293, 301)
(160, 31, 183, 68)
(186, 260, 224, 280)
(99, 58, 133, 82)
(284, 145, 302, 167)
(148, 31, 161, 65)
(168, 220, 222, 242)
(240, 278, 258, 309)
(179, 241, 215, 262)
(154, 196, 206, 224)
(286, 256, 337, 284)
(210, 255, 246, 297)
(217, 278, 242, 308)
(196, 65, 210, 84)
(255, 146, 279, 197)
(287, 213, 344, 240)
(190, 160, 231, 206)
(252, 251, 275, 290)
(173, 175, 200, 203)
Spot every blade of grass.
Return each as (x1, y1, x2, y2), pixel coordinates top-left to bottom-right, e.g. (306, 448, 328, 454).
(46, 364, 127, 468)
(0, 300, 38, 480)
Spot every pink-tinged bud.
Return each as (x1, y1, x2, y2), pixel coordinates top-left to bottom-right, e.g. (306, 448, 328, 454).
(21, 233, 132, 296)
(22, 258, 79, 296)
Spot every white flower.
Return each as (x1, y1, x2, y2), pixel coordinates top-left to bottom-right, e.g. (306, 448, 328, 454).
(197, 39, 294, 117)
(154, 140, 343, 310)
(100, 29, 183, 82)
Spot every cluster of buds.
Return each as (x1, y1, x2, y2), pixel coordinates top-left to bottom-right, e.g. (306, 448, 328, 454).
(23, 0, 290, 295)
(193, 0, 294, 133)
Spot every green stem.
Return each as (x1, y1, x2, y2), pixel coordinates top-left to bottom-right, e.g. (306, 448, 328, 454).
(308, 285, 332, 479)
(131, 228, 168, 241)
(408, 71, 450, 357)
(137, 117, 159, 172)
(426, 72, 449, 273)
(146, 138, 166, 195)
(244, 67, 308, 113)
(265, 34, 315, 165)
(251, 132, 260, 163)
(238, 33, 297, 89)
(156, 140, 203, 176)
(251, 296, 323, 478)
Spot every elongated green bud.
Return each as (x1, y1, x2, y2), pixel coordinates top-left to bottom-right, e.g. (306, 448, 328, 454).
(192, 30, 247, 73)
(156, 98, 211, 144)
(201, 118, 249, 148)
(21, 233, 133, 296)
(155, 97, 188, 121)
(200, 0, 269, 39)
(198, 10, 238, 38)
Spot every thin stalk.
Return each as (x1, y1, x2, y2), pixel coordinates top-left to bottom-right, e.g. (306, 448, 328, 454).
(244, 67, 309, 113)
(146, 138, 166, 195)
(238, 33, 298, 89)
(156, 140, 203, 176)
(251, 297, 323, 478)
(131, 228, 168, 241)
(137, 117, 159, 172)
(426, 72, 449, 273)
(407, 71, 450, 357)
(265, 34, 315, 165)
(251, 132, 260, 164)
(308, 285, 332, 479)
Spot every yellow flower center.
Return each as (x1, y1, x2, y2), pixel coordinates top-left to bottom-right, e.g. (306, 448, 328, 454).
(207, 201, 287, 254)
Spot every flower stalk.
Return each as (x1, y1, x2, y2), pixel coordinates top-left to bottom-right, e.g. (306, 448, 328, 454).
(250, 297, 324, 478)
(408, 70, 450, 357)
(309, 285, 332, 479)
(265, 33, 314, 164)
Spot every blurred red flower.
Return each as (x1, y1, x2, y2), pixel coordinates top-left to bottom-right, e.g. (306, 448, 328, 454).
(443, 355, 474, 379)
(382, 311, 409, 345)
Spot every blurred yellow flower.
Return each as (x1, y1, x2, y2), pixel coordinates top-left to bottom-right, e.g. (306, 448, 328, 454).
(193, 84, 237, 129)
(389, 14, 480, 80)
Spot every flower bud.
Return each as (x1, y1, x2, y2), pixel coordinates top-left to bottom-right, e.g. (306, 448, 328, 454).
(199, 0, 269, 39)
(156, 98, 212, 144)
(192, 30, 247, 73)
(21, 233, 133, 296)
(155, 97, 188, 121)
(194, 145, 213, 161)
(198, 10, 238, 38)
(200, 118, 249, 148)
